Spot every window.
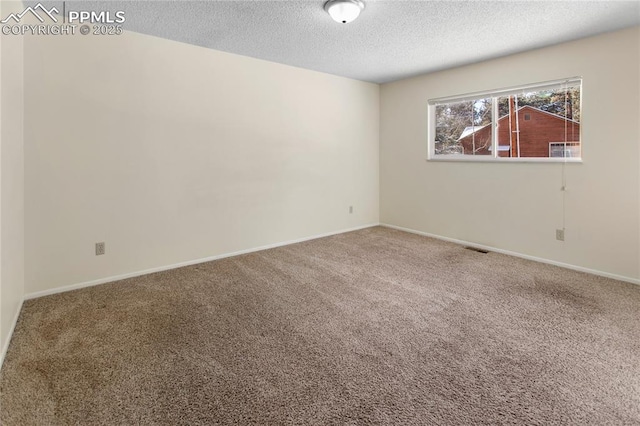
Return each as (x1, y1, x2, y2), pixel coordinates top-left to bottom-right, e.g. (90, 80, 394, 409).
(428, 78, 582, 161)
(434, 99, 492, 156)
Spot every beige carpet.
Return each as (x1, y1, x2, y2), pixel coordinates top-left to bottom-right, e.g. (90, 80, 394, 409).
(1, 227, 639, 425)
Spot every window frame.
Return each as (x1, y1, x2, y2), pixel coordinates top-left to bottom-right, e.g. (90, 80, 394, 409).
(427, 77, 583, 163)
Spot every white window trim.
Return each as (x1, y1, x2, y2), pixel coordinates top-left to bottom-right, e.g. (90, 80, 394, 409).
(426, 155, 582, 164)
(427, 77, 583, 163)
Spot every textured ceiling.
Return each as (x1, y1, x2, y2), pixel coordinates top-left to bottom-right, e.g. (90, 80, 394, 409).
(30, 1, 640, 83)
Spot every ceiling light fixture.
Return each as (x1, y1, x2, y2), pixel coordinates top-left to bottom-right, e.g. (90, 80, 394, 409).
(324, 0, 365, 24)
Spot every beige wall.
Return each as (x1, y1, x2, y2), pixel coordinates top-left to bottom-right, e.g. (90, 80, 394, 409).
(24, 31, 380, 295)
(10, 19, 640, 313)
(0, 0, 25, 365)
(380, 27, 640, 282)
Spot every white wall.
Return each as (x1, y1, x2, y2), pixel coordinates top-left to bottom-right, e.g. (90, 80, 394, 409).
(0, 0, 25, 365)
(16, 21, 640, 301)
(380, 27, 640, 282)
(24, 30, 379, 296)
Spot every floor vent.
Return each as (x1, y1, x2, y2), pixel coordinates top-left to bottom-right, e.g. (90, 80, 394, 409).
(464, 246, 489, 254)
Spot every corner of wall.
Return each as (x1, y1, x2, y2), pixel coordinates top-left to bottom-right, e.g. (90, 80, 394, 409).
(0, 0, 26, 371)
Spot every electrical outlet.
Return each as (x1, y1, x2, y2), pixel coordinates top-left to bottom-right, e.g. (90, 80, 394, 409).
(555, 229, 565, 241)
(95, 242, 105, 256)
(349, 206, 353, 214)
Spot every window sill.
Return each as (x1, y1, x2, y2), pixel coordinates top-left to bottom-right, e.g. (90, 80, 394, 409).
(426, 156, 583, 164)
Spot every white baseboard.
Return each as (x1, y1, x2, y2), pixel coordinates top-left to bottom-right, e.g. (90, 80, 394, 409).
(381, 223, 640, 286)
(0, 297, 24, 371)
(20, 219, 638, 309)
(24, 223, 380, 301)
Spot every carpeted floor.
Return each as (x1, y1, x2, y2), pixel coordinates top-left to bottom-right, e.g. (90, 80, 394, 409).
(1, 226, 639, 425)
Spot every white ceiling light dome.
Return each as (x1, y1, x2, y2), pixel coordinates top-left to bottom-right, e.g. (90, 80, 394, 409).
(324, 0, 365, 24)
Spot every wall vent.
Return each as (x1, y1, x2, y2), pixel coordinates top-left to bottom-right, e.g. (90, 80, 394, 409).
(464, 246, 489, 254)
